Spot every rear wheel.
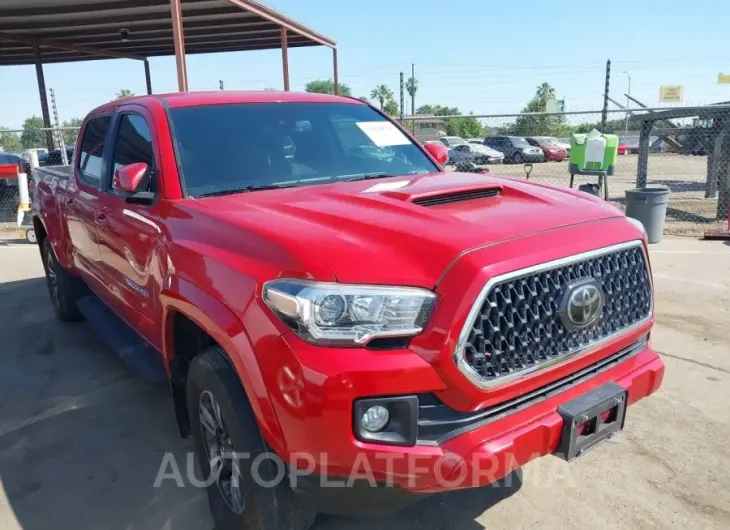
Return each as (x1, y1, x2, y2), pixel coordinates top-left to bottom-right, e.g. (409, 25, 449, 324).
(187, 347, 316, 530)
(41, 239, 82, 321)
(512, 152, 524, 164)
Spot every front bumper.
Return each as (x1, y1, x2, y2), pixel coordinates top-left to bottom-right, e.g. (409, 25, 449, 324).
(258, 332, 664, 510)
(521, 152, 544, 162)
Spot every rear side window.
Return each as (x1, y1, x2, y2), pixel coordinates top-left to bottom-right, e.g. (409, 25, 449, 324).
(110, 114, 155, 193)
(77, 116, 111, 185)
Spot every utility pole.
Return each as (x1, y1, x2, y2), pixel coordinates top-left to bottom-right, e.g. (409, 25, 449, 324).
(399, 72, 405, 123)
(623, 71, 631, 134)
(601, 59, 611, 133)
(219, 79, 224, 90)
(49, 88, 68, 165)
(411, 62, 415, 115)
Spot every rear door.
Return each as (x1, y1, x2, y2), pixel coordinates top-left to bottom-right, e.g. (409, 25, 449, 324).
(95, 109, 163, 349)
(66, 115, 112, 288)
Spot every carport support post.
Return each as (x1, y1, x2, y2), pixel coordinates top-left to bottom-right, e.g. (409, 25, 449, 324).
(144, 59, 152, 95)
(636, 120, 651, 188)
(332, 47, 339, 95)
(281, 28, 289, 91)
(33, 46, 54, 151)
(169, 0, 188, 92)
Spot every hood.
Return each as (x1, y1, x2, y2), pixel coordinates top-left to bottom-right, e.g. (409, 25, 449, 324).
(188, 172, 622, 287)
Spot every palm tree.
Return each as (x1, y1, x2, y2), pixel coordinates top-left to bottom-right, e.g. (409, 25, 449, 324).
(370, 85, 394, 110)
(115, 89, 135, 99)
(535, 83, 556, 107)
(405, 77, 418, 115)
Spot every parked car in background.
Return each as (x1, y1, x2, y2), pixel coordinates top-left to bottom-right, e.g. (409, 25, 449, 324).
(450, 142, 504, 165)
(483, 136, 544, 163)
(39, 147, 74, 167)
(23, 148, 48, 161)
(526, 137, 568, 162)
(0, 152, 30, 187)
(438, 135, 467, 148)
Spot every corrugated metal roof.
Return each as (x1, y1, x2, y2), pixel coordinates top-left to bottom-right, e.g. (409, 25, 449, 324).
(0, 0, 335, 65)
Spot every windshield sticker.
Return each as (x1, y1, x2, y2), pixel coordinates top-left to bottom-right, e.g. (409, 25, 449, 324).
(362, 180, 410, 193)
(356, 121, 411, 147)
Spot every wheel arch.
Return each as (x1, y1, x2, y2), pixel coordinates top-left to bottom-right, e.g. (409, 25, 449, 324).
(160, 281, 287, 455)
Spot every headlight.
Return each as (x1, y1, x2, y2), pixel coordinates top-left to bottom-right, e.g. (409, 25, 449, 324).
(263, 279, 437, 346)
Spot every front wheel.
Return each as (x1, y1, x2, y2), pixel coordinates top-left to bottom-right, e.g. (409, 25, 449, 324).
(41, 239, 82, 321)
(187, 347, 316, 530)
(512, 152, 524, 164)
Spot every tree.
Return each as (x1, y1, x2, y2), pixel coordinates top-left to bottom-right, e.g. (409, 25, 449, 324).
(20, 116, 46, 149)
(304, 79, 352, 96)
(0, 127, 23, 153)
(415, 104, 459, 117)
(405, 76, 418, 115)
(62, 118, 83, 146)
(383, 98, 399, 116)
(505, 82, 569, 137)
(447, 114, 484, 138)
(115, 89, 135, 99)
(370, 85, 394, 110)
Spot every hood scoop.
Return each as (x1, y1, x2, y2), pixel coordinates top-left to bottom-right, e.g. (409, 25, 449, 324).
(411, 187, 502, 207)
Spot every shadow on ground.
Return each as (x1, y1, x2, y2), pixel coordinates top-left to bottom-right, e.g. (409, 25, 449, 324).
(0, 277, 520, 530)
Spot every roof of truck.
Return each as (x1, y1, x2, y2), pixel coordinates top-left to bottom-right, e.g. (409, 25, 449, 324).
(87, 90, 363, 117)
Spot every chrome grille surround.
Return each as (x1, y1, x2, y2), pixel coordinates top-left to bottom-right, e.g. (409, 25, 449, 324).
(453, 240, 652, 390)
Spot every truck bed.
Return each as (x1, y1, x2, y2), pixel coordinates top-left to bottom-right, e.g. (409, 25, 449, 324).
(34, 165, 72, 181)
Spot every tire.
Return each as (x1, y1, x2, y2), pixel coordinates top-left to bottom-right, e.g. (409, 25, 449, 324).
(512, 152, 524, 164)
(25, 229, 37, 244)
(41, 238, 83, 321)
(187, 347, 316, 530)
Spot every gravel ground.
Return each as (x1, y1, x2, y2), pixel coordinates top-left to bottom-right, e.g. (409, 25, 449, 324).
(0, 235, 728, 530)
(448, 153, 728, 237)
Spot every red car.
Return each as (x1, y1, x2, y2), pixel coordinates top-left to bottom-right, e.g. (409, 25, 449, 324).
(617, 144, 634, 155)
(32, 91, 663, 530)
(526, 136, 568, 161)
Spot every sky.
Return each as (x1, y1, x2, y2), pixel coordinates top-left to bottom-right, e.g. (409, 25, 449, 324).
(1, 0, 729, 130)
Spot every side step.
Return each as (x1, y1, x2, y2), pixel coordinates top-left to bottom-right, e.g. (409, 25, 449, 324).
(76, 296, 167, 383)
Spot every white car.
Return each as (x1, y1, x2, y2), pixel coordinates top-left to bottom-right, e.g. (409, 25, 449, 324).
(452, 142, 505, 164)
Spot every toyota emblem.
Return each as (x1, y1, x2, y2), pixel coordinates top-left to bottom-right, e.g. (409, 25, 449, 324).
(559, 278, 605, 330)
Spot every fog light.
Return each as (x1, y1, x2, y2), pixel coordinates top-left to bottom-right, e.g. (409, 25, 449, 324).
(361, 405, 390, 432)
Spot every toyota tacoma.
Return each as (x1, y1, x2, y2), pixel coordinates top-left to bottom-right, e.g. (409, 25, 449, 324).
(32, 91, 664, 530)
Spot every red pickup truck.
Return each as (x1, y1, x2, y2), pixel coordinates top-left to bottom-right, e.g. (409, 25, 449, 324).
(32, 91, 664, 530)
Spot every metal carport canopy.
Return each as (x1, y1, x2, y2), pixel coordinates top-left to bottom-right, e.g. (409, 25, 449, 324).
(0, 0, 338, 140)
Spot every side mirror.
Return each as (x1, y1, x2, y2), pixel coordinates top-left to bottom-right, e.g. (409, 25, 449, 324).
(113, 162, 148, 193)
(424, 142, 449, 165)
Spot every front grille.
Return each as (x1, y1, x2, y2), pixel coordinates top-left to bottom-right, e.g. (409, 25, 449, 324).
(455, 242, 652, 388)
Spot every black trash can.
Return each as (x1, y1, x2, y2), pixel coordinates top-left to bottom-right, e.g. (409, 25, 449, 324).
(625, 186, 670, 244)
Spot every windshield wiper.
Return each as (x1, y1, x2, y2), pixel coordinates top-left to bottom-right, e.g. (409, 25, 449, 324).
(196, 183, 298, 197)
(341, 173, 398, 183)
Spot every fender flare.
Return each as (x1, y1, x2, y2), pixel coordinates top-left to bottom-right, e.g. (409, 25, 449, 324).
(160, 279, 288, 455)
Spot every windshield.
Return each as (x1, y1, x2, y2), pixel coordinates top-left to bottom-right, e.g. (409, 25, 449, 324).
(536, 137, 558, 146)
(169, 102, 439, 197)
(511, 137, 530, 148)
(443, 136, 466, 146)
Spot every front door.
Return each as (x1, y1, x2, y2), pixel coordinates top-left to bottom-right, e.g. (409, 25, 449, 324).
(96, 110, 163, 349)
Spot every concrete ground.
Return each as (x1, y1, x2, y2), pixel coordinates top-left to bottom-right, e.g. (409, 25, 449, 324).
(0, 235, 728, 530)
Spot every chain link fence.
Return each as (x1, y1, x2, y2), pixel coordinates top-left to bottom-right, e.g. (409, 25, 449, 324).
(0, 126, 80, 230)
(3, 108, 730, 237)
(402, 105, 730, 237)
